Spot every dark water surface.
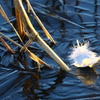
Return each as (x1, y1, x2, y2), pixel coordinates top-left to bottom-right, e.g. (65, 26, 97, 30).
(1, 0, 100, 100)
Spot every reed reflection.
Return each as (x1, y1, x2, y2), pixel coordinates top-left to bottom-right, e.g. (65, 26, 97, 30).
(76, 67, 98, 85)
(21, 72, 41, 99)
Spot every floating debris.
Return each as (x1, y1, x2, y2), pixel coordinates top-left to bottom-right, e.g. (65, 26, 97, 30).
(69, 40, 100, 68)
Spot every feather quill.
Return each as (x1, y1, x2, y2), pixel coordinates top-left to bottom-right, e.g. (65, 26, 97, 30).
(69, 40, 100, 68)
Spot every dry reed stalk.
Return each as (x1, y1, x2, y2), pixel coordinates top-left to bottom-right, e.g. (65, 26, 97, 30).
(26, 0, 56, 44)
(0, 37, 15, 54)
(0, 32, 52, 70)
(0, 5, 23, 44)
(14, 0, 70, 71)
(15, 9, 26, 39)
(0, 5, 51, 70)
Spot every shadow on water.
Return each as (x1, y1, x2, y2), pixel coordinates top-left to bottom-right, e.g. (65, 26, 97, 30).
(1, 0, 100, 99)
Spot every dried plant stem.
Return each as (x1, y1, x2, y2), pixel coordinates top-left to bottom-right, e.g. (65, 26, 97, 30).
(14, 0, 70, 71)
(0, 37, 15, 54)
(0, 5, 23, 44)
(36, 35, 71, 71)
(0, 32, 51, 69)
(15, 9, 26, 39)
(26, 0, 56, 44)
(0, 32, 22, 48)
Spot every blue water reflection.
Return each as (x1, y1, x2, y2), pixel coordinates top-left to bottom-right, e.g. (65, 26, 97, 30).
(1, 0, 100, 99)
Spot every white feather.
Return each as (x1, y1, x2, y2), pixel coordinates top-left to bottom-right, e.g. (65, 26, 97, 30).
(69, 40, 100, 68)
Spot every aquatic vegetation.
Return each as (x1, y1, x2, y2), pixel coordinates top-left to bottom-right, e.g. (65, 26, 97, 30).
(0, 0, 70, 71)
(69, 40, 100, 68)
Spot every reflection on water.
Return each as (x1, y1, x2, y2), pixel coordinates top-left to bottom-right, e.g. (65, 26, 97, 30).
(21, 73, 40, 99)
(76, 67, 98, 85)
(1, 0, 100, 99)
(21, 70, 67, 100)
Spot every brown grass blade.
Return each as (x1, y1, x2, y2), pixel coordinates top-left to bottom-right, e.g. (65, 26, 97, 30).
(0, 32, 51, 70)
(14, 0, 39, 50)
(0, 37, 15, 54)
(26, 0, 56, 44)
(15, 9, 26, 39)
(14, 0, 70, 72)
(0, 5, 10, 23)
(14, 0, 38, 37)
(0, 5, 23, 43)
(26, 50, 52, 70)
(26, 50, 41, 70)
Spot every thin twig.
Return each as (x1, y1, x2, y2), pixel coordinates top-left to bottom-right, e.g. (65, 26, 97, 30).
(0, 37, 15, 54)
(26, 0, 56, 44)
(14, 0, 71, 72)
(0, 32, 52, 69)
(0, 5, 24, 44)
